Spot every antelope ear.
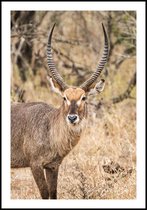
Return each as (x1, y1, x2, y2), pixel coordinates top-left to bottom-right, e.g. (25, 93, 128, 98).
(47, 76, 63, 96)
(88, 79, 105, 96)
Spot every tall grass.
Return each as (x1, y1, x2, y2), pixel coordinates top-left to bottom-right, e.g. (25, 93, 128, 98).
(11, 98, 136, 199)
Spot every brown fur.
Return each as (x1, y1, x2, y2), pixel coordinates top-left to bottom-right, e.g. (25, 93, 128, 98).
(11, 88, 88, 199)
(11, 23, 108, 199)
(64, 88, 85, 101)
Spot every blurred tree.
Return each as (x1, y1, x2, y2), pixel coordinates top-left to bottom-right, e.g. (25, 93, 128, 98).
(11, 11, 136, 103)
(11, 11, 36, 81)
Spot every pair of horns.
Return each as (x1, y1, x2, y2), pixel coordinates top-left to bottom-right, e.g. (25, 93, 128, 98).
(47, 23, 109, 92)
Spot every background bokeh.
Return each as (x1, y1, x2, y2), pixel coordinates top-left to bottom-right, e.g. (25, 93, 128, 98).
(11, 11, 136, 199)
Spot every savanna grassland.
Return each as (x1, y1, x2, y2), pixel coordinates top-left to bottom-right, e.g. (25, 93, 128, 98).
(11, 11, 136, 199)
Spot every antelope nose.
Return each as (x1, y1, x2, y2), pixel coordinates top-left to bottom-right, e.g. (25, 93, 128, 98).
(68, 115, 77, 123)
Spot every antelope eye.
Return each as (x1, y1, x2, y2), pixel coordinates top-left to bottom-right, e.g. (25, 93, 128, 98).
(63, 97, 66, 101)
(82, 96, 87, 101)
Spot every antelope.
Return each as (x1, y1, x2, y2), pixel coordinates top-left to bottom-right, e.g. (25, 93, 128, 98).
(11, 23, 109, 199)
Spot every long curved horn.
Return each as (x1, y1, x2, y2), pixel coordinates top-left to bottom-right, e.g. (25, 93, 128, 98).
(47, 23, 68, 91)
(80, 23, 109, 91)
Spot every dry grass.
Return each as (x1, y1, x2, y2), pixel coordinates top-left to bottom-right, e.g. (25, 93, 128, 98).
(11, 99, 136, 199)
(57, 99, 136, 199)
(11, 168, 40, 199)
(11, 11, 136, 199)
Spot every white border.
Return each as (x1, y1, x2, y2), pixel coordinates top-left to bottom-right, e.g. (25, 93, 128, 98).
(2, 1, 145, 209)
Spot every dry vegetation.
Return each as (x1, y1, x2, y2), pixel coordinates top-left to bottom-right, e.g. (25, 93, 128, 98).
(11, 99, 136, 199)
(11, 11, 136, 199)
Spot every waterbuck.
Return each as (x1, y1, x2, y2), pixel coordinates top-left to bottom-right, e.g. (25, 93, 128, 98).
(11, 23, 109, 199)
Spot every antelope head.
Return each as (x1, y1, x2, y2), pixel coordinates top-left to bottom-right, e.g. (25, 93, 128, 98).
(47, 23, 109, 125)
